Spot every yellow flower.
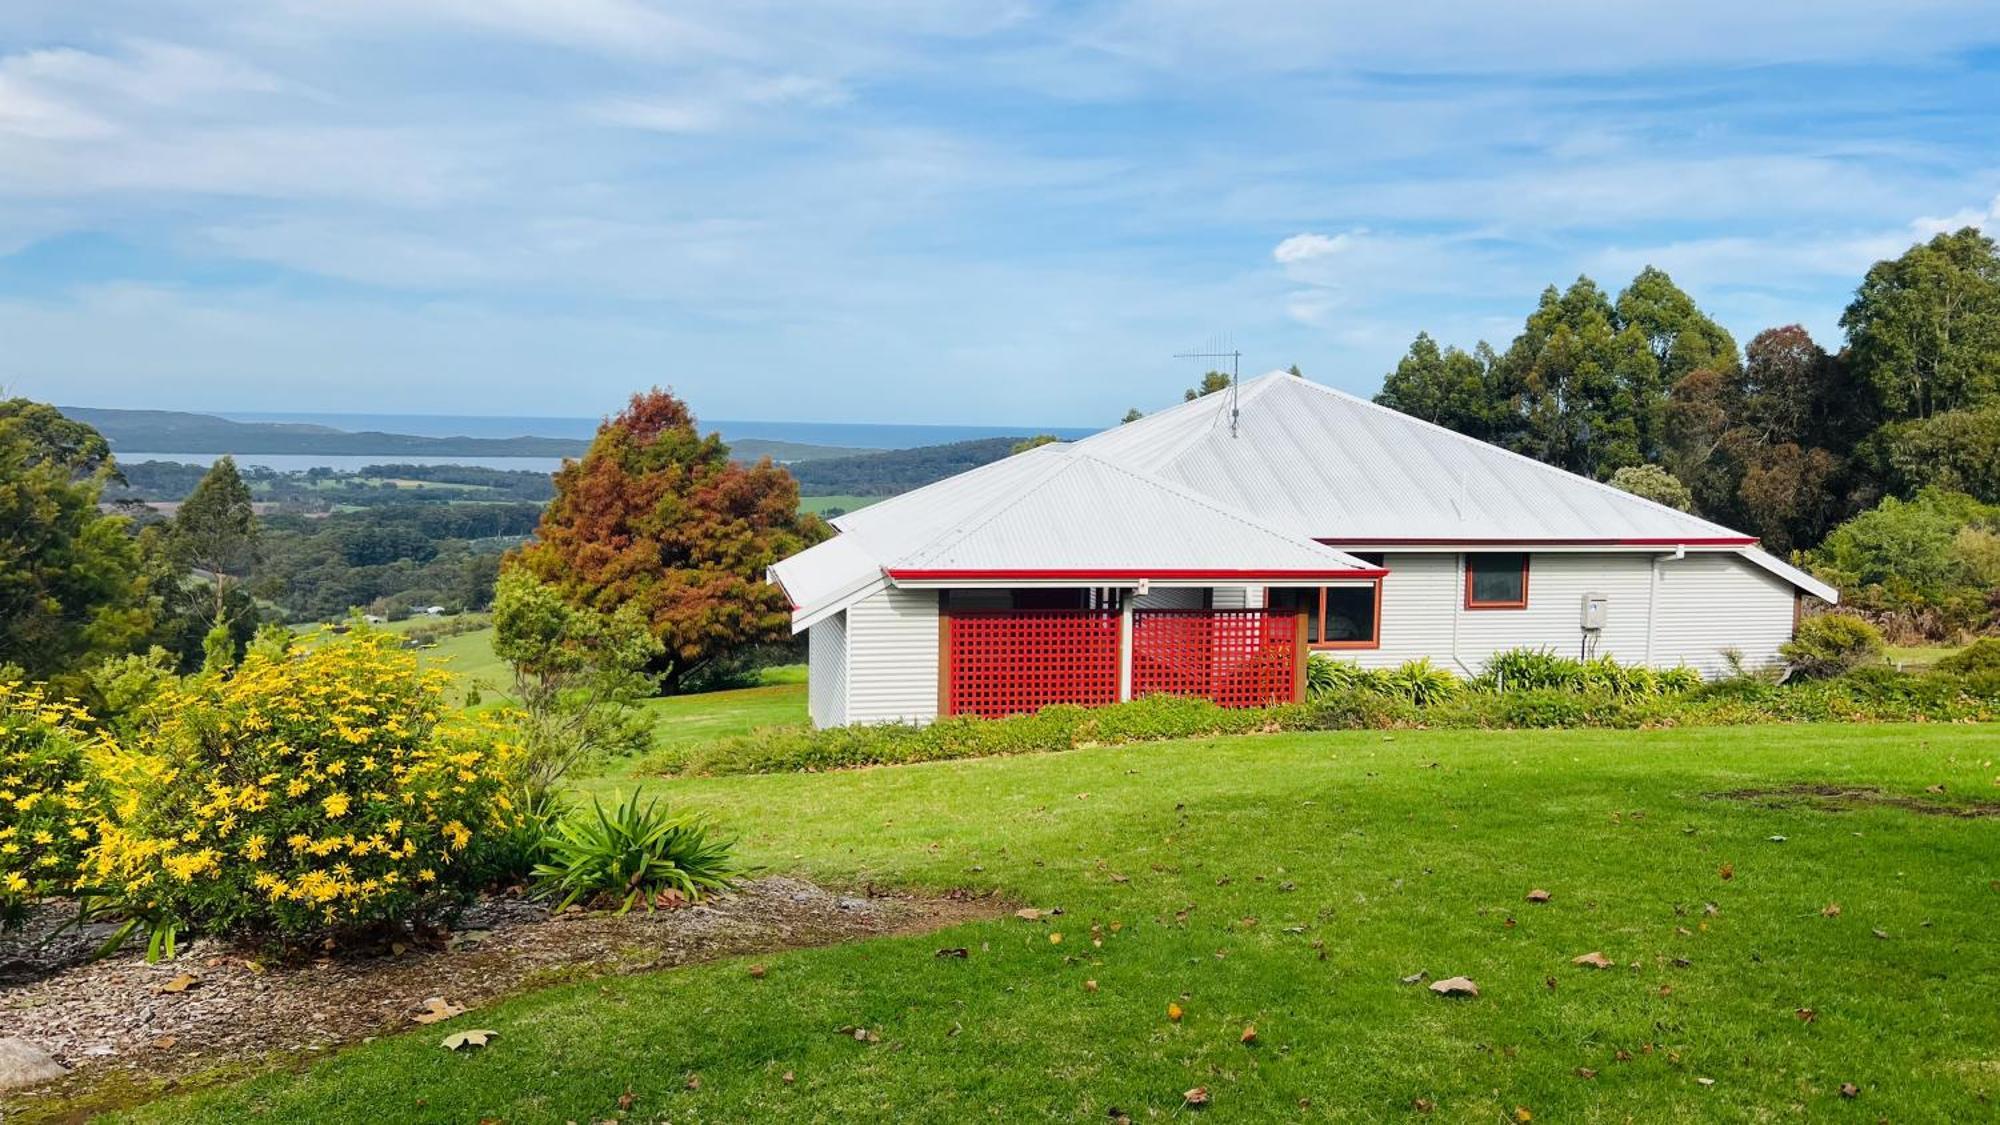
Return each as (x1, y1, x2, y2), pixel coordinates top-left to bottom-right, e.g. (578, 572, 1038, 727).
(322, 792, 352, 819)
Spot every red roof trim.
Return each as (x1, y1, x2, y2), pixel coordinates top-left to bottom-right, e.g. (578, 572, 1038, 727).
(887, 567, 1389, 581)
(1316, 537, 1757, 547)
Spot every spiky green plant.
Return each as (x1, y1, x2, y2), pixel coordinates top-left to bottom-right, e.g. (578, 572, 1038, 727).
(1384, 658, 1460, 706)
(531, 792, 742, 913)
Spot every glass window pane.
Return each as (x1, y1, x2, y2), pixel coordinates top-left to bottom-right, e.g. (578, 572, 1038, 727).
(1325, 586, 1377, 643)
(1469, 553, 1526, 605)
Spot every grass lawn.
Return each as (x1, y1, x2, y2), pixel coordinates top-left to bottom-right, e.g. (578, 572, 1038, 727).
(1885, 643, 1967, 670)
(799, 493, 878, 516)
(126, 722, 2000, 1123)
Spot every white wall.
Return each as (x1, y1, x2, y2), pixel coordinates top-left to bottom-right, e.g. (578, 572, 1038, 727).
(844, 585, 940, 724)
(807, 611, 848, 729)
(1337, 551, 1794, 677)
(1652, 552, 1796, 677)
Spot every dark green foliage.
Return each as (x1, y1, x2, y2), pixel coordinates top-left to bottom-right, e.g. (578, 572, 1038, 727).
(787, 437, 1030, 498)
(1377, 334, 1494, 435)
(1808, 489, 2000, 636)
(172, 456, 260, 626)
(1935, 637, 2000, 675)
(1842, 227, 2000, 419)
(0, 400, 153, 687)
(677, 663, 2000, 776)
(1185, 370, 1233, 401)
(531, 792, 741, 912)
(1880, 404, 2000, 502)
(252, 503, 536, 621)
(1780, 614, 1887, 677)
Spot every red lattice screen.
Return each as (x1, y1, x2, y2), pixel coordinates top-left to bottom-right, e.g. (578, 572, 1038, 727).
(1132, 609, 1302, 708)
(944, 610, 1121, 718)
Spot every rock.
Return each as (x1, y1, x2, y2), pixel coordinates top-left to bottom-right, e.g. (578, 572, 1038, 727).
(0, 1038, 68, 1090)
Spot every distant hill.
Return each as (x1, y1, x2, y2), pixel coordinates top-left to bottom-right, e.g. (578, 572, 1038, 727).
(788, 436, 1034, 497)
(59, 406, 866, 463)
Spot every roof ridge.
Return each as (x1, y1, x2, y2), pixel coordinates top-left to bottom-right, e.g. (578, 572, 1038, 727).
(1065, 448, 1369, 566)
(832, 439, 1071, 534)
(1288, 377, 1751, 539)
(889, 445, 1086, 567)
(1080, 370, 1290, 468)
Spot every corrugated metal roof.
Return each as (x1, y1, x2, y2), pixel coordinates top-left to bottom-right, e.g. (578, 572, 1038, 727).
(769, 442, 1379, 626)
(1078, 372, 1753, 543)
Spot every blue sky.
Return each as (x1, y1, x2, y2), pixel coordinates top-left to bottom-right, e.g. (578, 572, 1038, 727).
(2, 3, 1997, 429)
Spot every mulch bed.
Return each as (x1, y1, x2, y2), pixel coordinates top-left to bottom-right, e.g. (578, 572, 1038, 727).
(0, 878, 999, 1114)
(1713, 783, 2000, 818)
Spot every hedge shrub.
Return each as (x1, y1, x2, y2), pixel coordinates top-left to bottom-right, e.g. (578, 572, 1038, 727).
(1781, 614, 1887, 678)
(0, 684, 99, 927)
(1934, 637, 2000, 675)
(85, 632, 526, 944)
(682, 667, 2000, 777)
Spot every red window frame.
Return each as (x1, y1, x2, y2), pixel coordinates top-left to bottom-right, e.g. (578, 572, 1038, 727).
(1271, 582, 1382, 650)
(1464, 552, 1529, 610)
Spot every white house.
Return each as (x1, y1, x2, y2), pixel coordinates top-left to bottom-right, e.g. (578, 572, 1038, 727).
(770, 372, 1837, 728)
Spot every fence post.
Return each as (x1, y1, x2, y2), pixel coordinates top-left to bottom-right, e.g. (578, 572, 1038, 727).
(937, 611, 953, 716)
(1118, 594, 1135, 702)
(1292, 610, 1308, 702)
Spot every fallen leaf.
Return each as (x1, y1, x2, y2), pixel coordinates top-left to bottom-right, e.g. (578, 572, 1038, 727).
(1400, 971, 1427, 985)
(1413, 1097, 1435, 1113)
(1796, 1007, 1817, 1022)
(1240, 1024, 1257, 1045)
(1822, 903, 1842, 917)
(1696, 1077, 1715, 1087)
(159, 974, 199, 994)
(1183, 1086, 1209, 1107)
(1514, 1106, 1533, 1122)
(1659, 985, 1674, 997)
(835, 1025, 880, 1043)
(412, 997, 466, 1025)
(1049, 932, 1064, 944)
(1526, 888, 1552, 903)
(1703, 902, 1720, 916)
(1768, 835, 1787, 842)
(685, 1073, 701, 1091)
(1871, 928, 1888, 940)
(441, 1029, 496, 1050)
(1572, 952, 1614, 969)
(1719, 863, 1735, 881)
(1167, 1002, 1184, 1022)
(782, 1071, 795, 1084)
(618, 1087, 637, 1110)
(446, 929, 490, 951)
(1429, 976, 1479, 997)
(1544, 976, 1558, 991)
(1575, 1067, 1597, 1079)
(1083, 979, 1098, 992)
(151, 1036, 177, 1050)
(748, 964, 767, 979)
(1014, 908, 1046, 921)
(1839, 1082, 1860, 1098)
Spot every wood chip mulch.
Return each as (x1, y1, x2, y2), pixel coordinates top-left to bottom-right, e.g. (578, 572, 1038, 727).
(1, 878, 1000, 1112)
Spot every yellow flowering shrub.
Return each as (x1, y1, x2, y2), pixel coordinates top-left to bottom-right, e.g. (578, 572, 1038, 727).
(85, 631, 525, 942)
(0, 684, 99, 927)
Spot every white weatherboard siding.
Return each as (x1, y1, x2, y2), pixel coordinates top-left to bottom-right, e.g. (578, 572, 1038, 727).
(844, 586, 940, 724)
(807, 611, 848, 729)
(1334, 552, 1791, 676)
(1132, 587, 1206, 610)
(1654, 552, 1796, 677)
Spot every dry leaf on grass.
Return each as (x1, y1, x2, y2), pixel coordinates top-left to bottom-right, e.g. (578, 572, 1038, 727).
(1014, 908, 1047, 921)
(1429, 976, 1479, 997)
(1183, 1086, 1209, 1107)
(835, 1025, 880, 1043)
(441, 1029, 496, 1050)
(1526, 888, 1552, 903)
(1839, 1082, 1860, 1098)
(1240, 1024, 1257, 1045)
(1513, 1106, 1533, 1122)
(1083, 979, 1098, 992)
(1822, 902, 1842, 917)
(1719, 863, 1734, 881)
(1572, 952, 1614, 969)
(1400, 971, 1427, 985)
(1167, 1002, 1184, 1022)
(411, 997, 466, 1025)
(618, 1088, 637, 1110)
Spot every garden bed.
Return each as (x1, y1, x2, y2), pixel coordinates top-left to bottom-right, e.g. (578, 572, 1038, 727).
(0, 878, 1001, 1116)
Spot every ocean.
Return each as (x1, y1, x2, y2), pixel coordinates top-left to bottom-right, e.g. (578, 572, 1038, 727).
(218, 412, 1097, 450)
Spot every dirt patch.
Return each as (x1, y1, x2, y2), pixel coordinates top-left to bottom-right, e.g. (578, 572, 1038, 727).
(0, 878, 1001, 1116)
(1713, 783, 2000, 818)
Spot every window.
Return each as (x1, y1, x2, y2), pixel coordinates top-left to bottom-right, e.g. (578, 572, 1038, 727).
(1268, 583, 1380, 649)
(1465, 552, 1529, 609)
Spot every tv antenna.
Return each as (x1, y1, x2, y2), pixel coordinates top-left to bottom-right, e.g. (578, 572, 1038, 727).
(1174, 337, 1242, 437)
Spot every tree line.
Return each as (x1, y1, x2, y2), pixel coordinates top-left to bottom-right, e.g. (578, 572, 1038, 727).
(1375, 226, 2000, 637)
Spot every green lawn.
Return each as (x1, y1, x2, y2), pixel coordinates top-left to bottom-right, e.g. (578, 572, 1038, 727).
(1885, 643, 1966, 670)
(128, 722, 2000, 1123)
(799, 494, 878, 516)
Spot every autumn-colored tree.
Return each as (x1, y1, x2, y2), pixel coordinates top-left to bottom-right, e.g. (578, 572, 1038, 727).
(510, 389, 826, 692)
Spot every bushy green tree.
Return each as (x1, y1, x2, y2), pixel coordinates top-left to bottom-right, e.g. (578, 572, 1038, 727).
(1184, 370, 1232, 400)
(1842, 227, 2000, 419)
(1609, 464, 1694, 512)
(0, 400, 152, 687)
(1810, 489, 2000, 634)
(491, 568, 662, 792)
(171, 456, 260, 627)
(1881, 404, 2000, 503)
(1377, 333, 1492, 435)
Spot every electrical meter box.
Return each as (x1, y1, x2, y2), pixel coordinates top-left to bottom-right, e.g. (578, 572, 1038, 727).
(1580, 592, 1609, 632)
